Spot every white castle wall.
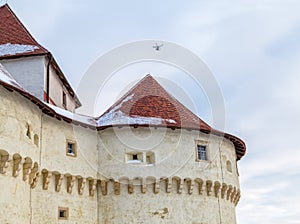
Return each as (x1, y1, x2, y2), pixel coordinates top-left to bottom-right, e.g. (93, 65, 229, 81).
(0, 85, 241, 223)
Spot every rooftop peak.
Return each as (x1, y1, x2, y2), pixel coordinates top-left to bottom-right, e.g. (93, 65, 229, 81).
(98, 74, 211, 132)
(0, 3, 48, 58)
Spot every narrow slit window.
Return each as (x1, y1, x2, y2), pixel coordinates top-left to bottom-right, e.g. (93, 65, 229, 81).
(197, 145, 207, 160)
(62, 91, 67, 109)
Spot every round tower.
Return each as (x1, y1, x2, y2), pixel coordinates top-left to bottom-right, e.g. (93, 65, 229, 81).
(96, 75, 246, 224)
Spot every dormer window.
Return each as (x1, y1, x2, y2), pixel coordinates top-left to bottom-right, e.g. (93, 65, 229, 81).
(62, 91, 67, 109)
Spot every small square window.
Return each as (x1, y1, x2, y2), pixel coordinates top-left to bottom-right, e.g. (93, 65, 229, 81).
(58, 207, 69, 220)
(197, 145, 207, 160)
(146, 152, 155, 164)
(126, 152, 142, 164)
(66, 141, 77, 157)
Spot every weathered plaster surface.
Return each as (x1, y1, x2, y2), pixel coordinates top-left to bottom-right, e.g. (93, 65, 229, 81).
(0, 85, 241, 223)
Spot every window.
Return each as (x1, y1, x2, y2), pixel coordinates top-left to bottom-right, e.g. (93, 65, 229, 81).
(58, 207, 69, 220)
(62, 91, 67, 109)
(26, 123, 31, 139)
(226, 160, 232, 172)
(197, 145, 207, 160)
(146, 152, 155, 164)
(34, 134, 39, 147)
(126, 152, 143, 164)
(66, 141, 77, 157)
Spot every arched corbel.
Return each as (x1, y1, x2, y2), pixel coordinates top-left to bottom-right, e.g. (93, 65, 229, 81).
(13, 154, 24, 177)
(78, 177, 86, 195)
(23, 158, 33, 182)
(194, 178, 204, 195)
(234, 190, 241, 205)
(30, 171, 40, 189)
(0, 152, 11, 174)
(206, 180, 213, 196)
(55, 173, 64, 192)
(214, 181, 221, 198)
(231, 187, 237, 202)
(166, 178, 172, 193)
(154, 181, 160, 194)
(128, 180, 134, 194)
(114, 181, 120, 195)
(221, 183, 227, 199)
(29, 162, 39, 185)
(89, 179, 98, 197)
(184, 178, 194, 194)
(141, 179, 146, 194)
(42, 170, 52, 190)
(67, 176, 76, 193)
(226, 185, 233, 200)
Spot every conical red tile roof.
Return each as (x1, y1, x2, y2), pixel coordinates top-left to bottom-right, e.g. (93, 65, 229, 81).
(98, 74, 211, 131)
(0, 4, 48, 58)
(98, 75, 246, 160)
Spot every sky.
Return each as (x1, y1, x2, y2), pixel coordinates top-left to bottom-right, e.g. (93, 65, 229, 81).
(2, 0, 300, 223)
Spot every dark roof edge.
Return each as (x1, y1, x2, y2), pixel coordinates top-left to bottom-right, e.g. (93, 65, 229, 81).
(0, 79, 245, 161)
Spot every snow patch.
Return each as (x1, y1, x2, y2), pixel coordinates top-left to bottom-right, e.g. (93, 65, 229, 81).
(0, 43, 39, 56)
(46, 103, 96, 126)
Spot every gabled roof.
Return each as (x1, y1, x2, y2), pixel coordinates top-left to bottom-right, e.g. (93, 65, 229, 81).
(98, 75, 246, 160)
(0, 4, 48, 58)
(0, 4, 81, 107)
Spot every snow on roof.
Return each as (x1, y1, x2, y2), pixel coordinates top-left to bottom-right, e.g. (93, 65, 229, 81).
(0, 71, 246, 160)
(46, 103, 96, 126)
(0, 4, 48, 58)
(0, 43, 39, 57)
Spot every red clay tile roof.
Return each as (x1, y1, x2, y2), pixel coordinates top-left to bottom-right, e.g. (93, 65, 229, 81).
(0, 4, 81, 107)
(98, 75, 246, 160)
(0, 4, 48, 58)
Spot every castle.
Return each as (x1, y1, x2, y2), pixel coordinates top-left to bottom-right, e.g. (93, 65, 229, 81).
(0, 4, 246, 224)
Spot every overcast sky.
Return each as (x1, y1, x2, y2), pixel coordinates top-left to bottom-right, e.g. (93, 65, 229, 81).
(3, 0, 300, 223)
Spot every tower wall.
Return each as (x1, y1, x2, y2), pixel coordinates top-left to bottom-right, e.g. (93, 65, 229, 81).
(97, 127, 240, 224)
(0, 85, 241, 224)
